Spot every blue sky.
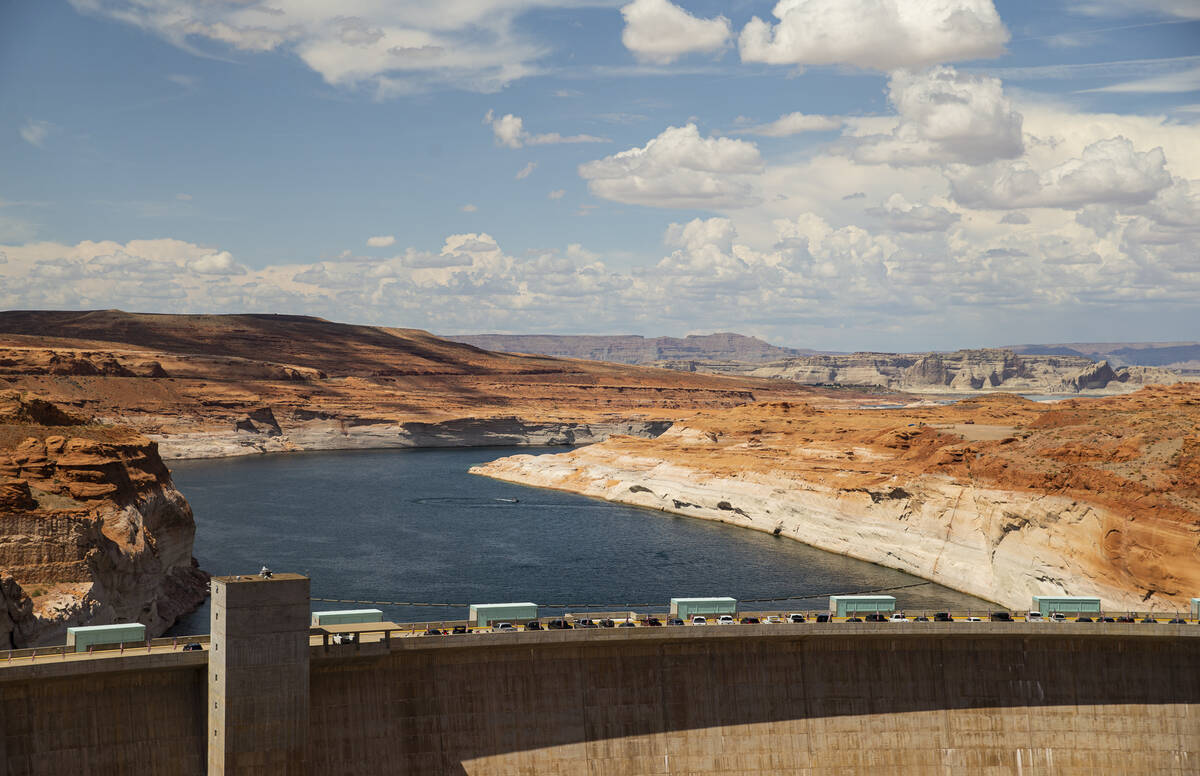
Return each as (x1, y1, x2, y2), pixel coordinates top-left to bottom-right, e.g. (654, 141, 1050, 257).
(2, 0, 1199, 350)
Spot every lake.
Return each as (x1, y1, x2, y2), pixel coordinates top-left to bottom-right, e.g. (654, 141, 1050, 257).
(166, 446, 993, 634)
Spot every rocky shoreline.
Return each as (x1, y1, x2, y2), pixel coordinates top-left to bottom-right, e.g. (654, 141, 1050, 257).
(472, 388, 1200, 613)
(149, 417, 674, 460)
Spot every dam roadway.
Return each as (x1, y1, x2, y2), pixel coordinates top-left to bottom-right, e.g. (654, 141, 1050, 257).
(0, 609, 1196, 773)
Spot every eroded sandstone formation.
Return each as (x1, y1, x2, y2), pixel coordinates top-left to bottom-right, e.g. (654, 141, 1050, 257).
(474, 385, 1200, 611)
(0, 392, 207, 647)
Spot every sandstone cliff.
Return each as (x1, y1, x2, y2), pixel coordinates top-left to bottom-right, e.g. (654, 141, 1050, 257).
(473, 385, 1200, 612)
(749, 348, 1183, 394)
(0, 311, 828, 460)
(0, 392, 207, 647)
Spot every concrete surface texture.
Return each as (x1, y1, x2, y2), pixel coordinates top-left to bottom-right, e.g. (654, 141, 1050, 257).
(208, 573, 310, 775)
(0, 621, 1196, 774)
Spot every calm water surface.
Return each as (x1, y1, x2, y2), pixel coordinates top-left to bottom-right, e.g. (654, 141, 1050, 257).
(167, 446, 992, 634)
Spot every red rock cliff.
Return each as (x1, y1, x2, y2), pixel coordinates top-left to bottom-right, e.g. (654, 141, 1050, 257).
(0, 392, 207, 647)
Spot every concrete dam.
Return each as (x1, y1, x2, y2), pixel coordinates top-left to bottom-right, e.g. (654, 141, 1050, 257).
(0, 574, 1196, 775)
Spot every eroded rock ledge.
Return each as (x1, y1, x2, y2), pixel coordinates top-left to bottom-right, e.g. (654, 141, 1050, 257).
(0, 392, 207, 647)
(473, 386, 1200, 611)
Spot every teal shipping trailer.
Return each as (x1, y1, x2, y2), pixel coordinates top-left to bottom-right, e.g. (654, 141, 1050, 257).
(829, 595, 896, 617)
(1031, 596, 1101, 615)
(669, 598, 737, 619)
(311, 609, 383, 626)
(66, 623, 147, 653)
(469, 602, 538, 626)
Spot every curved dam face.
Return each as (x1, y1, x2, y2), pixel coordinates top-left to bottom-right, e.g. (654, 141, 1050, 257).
(2, 622, 1197, 774)
(308, 625, 1198, 775)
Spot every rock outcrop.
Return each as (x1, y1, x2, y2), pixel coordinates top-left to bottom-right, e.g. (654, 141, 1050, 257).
(750, 348, 1183, 394)
(0, 392, 207, 647)
(473, 386, 1200, 612)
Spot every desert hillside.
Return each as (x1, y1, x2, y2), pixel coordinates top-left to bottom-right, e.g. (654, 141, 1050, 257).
(474, 384, 1200, 611)
(0, 392, 207, 647)
(0, 310, 830, 459)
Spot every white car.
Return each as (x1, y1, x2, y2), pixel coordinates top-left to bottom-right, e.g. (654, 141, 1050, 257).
(964, 616, 983, 622)
(889, 613, 910, 623)
(786, 613, 806, 624)
(763, 616, 783, 624)
(717, 615, 735, 625)
(1050, 613, 1067, 622)
(494, 622, 516, 632)
(690, 616, 708, 625)
(1027, 611, 1045, 622)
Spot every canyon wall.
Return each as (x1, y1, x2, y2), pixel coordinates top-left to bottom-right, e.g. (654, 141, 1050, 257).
(0, 393, 207, 647)
(474, 386, 1200, 612)
(748, 348, 1183, 394)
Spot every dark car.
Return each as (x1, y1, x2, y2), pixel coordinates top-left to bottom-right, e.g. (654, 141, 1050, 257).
(547, 619, 573, 630)
(845, 616, 863, 623)
(451, 625, 469, 634)
(863, 613, 888, 623)
(1098, 616, 1116, 623)
(1075, 616, 1094, 623)
(1141, 616, 1158, 623)
(577, 619, 599, 629)
(645, 617, 663, 627)
(740, 617, 760, 624)
(1168, 617, 1187, 624)
(423, 628, 445, 636)
(814, 614, 829, 623)
(1116, 616, 1135, 623)
(524, 621, 543, 631)
(666, 618, 685, 626)
(913, 616, 930, 622)
(933, 612, 954, 622)
(599, 618, 615, 628)
(989, 611, 1013, 622)
(618, 621, 635, 627)
(789, 614, 807, 624)
(182, 642, 203, 652)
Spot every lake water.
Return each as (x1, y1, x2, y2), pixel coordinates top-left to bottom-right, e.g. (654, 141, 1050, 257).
(166, 446, 993, 634)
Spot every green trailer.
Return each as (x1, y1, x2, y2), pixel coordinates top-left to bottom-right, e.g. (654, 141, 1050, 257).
(311, 609, 383, 627)
(66, 623, 147, 653)
(469, 602, 538, 626)
(669, 597, 737, 619)
(1191, 598, 1199, 619)
(1031, 596, 1101, 615)
(829, 595, 896, 617)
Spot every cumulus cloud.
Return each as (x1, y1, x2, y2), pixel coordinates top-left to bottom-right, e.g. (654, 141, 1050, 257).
(515, 161, 537, 180)
(189, 250, 247, 275)
(620, 0, 732, 65)
(1000, 212, 1030, 224)
(548, 189, 566, 200)
(367, 235, 396, 248)
(867, 194, 961, 232)
(579, 123, 764, 209)
(20, 119, 52, 148)
(731, 112, 842, 137)
(738, 0, 1009, 70)
(852, 67, 1023, 166)
(484, 110, 607, 149)
(949, 136, 1172, 210)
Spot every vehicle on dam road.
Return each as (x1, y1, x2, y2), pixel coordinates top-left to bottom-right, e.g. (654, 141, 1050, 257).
(667, 618, 685, 626)
(547, 619, 572, 630)
(690, 616, 708, 626)
(1027, 611, 1045, 622)
(788, 613, 806, 623)
(524, 621, 542, 631)
(889, 613, 910, 623)
(494, 622, 516, 632)
(717, 615, 735, 625)
(990, 611, 1014, 622)
(864, 614, 889, 623)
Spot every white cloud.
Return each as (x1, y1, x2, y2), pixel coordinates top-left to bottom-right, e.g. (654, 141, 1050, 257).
(852, 67, 1023, 166)
(1082, 65, 1200, 94)
(367, 235, 396, 248)
(67, 0, 607, 94)
(731, 112, 842, 137)
(175, 193, 193, 201)
(484, 110, 608, 149)
(620, 0, 731, 65)
(20, 119, 52, 148)
(950, 136, 1172, 210)
(460, 204, 478, 212)
(579, 123, 763, 209)
(548, 189, 566, 200)
(189, 250, 246, 275)
(515, 161, 537, 180)
(867, 194, 961, 232)
(739, 0, 1009, 70)
(1073, 1, 1200, 20)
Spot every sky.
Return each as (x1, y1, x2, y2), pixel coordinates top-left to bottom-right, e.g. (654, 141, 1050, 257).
(1, 0, 1198, 352)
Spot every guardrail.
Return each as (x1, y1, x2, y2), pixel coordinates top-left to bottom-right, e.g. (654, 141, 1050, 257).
(3, 634, 211, 664)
